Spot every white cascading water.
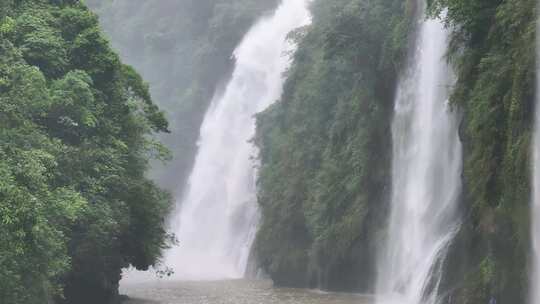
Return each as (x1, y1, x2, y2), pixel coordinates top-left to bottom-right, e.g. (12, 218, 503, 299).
(531, 2, 540, 302)
(161, 0, 311, 280)
(376, 4, 462, 304)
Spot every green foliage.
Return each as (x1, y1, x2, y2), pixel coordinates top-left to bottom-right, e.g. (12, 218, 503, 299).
(428, 0, 535, 303)
(14, 10, 68, 78)
(254, 0, 413, 290)
(0, 16, 15, 36)
(0, 2, 171, 303)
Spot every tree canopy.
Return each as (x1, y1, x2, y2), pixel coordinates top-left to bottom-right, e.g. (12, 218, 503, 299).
(0, 1, 171, 303)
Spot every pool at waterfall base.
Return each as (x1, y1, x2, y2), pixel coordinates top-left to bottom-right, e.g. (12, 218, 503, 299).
(120, 280, 373, 304)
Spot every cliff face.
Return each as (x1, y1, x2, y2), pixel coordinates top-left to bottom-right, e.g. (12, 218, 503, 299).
(430, 0, 536, 303)
(253, 0, 416, 291)
(255, 0, 537, 301)
(4, 0, 535, 302)
(89, 0, 536, 301)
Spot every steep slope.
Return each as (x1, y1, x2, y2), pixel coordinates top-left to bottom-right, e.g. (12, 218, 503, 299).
(253, 0, 415, 291)
(255, 0, 537, 301)
(428, 1, 535, 303)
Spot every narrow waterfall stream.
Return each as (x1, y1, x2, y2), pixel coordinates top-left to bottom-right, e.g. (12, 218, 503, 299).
(160, 0, 311, 280)
(531, 3, 540, 302)
(376, 5, 462, 304)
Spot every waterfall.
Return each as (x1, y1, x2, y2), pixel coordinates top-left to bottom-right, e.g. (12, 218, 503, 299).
(375, 5, 462, 304)
(531, 2, 540, 302)
(161, 0, 311, 280)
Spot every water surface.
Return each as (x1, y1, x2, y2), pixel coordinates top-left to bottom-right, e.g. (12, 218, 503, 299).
(121, 280, 373, 304)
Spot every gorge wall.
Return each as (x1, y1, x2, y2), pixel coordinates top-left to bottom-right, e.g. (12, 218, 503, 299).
(254, 0, 537, 303)
(2, 0, 539, 303)
(431, 0, 536, 303)
(253, 0, 415, 291)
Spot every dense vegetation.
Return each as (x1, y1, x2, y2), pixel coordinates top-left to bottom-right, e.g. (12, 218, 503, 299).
(429, 0, 536, 303)
(253, 0, 415, 291)
(3, 0, 540, 303)
(86, 0, 278, 192)
(255, 0, 537, 302)
(0, 1, 171, 303)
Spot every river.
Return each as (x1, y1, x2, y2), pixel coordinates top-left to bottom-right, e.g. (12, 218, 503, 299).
(120, 280, 373, 304)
